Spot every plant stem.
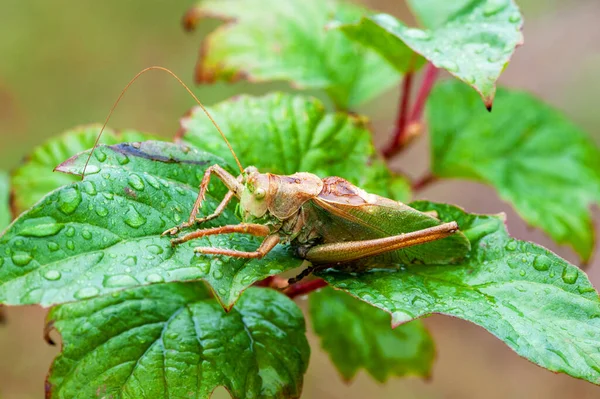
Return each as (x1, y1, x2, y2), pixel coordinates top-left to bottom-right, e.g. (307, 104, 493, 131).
(412, 173, 437, 192)
(410, 62, 439, 123)
(383, 72, 414, 158)
(283, 278, 328, 298)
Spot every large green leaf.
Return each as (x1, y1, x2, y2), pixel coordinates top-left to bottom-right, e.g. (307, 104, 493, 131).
(184, 0, 400, 109)
(309, 286, 434, 382)
(0, 141, 301, 308)
(319, 202, 600, 385)
(0, 171, 9, 231)
(178, 92, 410, 202)
(46, 284, 310, 399)
(11, 125, 156, 215)
(428, 81, 600, 260)
(331, 0, 524, 106)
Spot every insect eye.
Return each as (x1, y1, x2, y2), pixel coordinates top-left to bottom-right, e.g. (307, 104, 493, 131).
(254, 188, 266, 200)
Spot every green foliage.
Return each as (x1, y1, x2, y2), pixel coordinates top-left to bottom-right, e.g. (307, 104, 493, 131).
(428, 81, 600, 260)
(184, 0, 400, 109)
(47, 284, 309, 399)
(332, 0, 523, 106)
(0, 141, 300, 308)
(0, 171, 9, 230)
(319, 202, 600, 385)
(178, 92, 411, 201)
(11, 125, 155, 214)
(310, 287, 434, 382)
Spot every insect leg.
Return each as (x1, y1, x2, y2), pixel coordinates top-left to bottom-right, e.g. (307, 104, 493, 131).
(304, 221, 459, 264)
(171, 223, 271, 245)
(163, 164, 242, 236)
(194, 234, 280, 259)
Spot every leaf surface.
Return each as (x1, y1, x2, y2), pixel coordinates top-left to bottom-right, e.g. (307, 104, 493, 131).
(11, 125, 156, 214)
(178, 92, 410, 202)
(0, 171, 9, 231)
(0, 141, 301, 308)
(428, 81, 600, 260)
(331, 0, 523, 105)
(319, 202, 600, 385)
(184, 0, 400, 108)
(47, 284, 310, 399)
(309, 286, 434, 382)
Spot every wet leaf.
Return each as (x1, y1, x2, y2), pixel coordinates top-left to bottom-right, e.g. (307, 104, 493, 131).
(0, 141, 301, 308)
(184, 0, 400, 109)
(319, 202, 600, 385)
(46, 284, 309, 399)
(11, 125, 156, 214)
(0, 171, 9, 231)
(309, 286, 434, 382)
(331, 0, 523, 106)
(178, 92, 411, 202)
(428, 81, 600, 260)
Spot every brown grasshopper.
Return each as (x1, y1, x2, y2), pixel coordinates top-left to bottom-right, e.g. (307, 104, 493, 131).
(86, 67, 470, 283)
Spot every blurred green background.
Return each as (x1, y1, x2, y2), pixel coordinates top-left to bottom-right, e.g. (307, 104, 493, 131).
(1, 0, 599, 398)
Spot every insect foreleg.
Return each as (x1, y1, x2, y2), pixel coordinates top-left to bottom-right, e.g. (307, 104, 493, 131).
(194, 234, 280, 259)
(303, 221, 459, 264)
(163, 164, 242, 236)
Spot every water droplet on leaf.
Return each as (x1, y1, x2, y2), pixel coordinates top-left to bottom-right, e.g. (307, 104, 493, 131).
(82, 181, 97, 196)
(483, 0, 508, 16)
(124, 206, 147, 228)
(532, 255, 551, 271)
(146, 274, 164, 283)
(212, 269, 223, 280)
(12, 252, 33, 266)
(561, 267, 578, 284)
(403, 28, 432, 40)
(94, 150, 107, 162)
(66, 241, 75, 251)
(95, 206, 109, 217)
(57, 187, 82, 215)
(147, 245, 164, 255)
(48, 242, 60, 252)
(82, 230, 93, 240)
(74, 287, 100, 299)
(44, 270, 62, 281)
(103, 274, 139, 288)
(19, 217, 64, 237)
(128, 174, 145, 191)
(505, 241, 517, 251)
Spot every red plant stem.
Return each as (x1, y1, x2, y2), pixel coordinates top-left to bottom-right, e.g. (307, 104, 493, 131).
(284, 278, 328, 298)
(412, 173, 437, 192)
(383, 72, 414, 158)
(409, 62, 439, 123)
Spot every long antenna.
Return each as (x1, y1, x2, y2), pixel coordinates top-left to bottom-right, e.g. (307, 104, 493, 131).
(81, 66, 244, 179)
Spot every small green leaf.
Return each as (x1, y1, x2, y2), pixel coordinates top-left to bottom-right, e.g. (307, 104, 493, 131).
(11, 125, 156, 214)
(184, 0, 400, 109)
(309, 286, 434, 382)
(319, 202, 600, 385)
(178, 92, 410, 201)
(331, 0, 523, 106)
(428, 81, 600, 260)
(0, 141, 301, 308)
(0, 171, 9, 231)
(46, 284, 310, 399)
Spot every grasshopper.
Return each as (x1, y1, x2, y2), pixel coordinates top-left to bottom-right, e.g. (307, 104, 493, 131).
(86, 67, 470, 283)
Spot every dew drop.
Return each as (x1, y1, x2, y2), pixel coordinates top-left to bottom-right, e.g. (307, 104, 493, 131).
(95, 206, 109, 217)
(483, 0, 508, 16)
(532, 255, 551, 271)
(241, 275, 253, 285)
(48, 242, 60, 252)
(173, 213, 182, 223)
(488, 54, 503, 63)
(147, 245, 164, 255)
(123, 256, 138, 266)
(82, 230, 93, 240)
(74, 287, 100, 299)
(403, 28, 432, 40)
(175, 187, 186, 196)
(117, 154, 130, 165)
(198, 261, 211, 275)
(57, 187, 82, 215)
(94, 150, 107, 162)
(83, 165, 100, 175)
(44, 270, 62, 281)
(145, 174, 161, 189)
(218, 288, 227, 295)
(102, 193, 114, 200)
(507, 258, 520, 269)
(519, 269, 526, 276)
(509, 12, 521, 23)
(212, 269, 224, 280)
(505, 241, 517, 251)
(146, 274, 164, 283)
(124, 206, 147, 228)
(82, 181, 97, 196)
(65, 227, 75, 237)
(19, 217, 64, 237)
(12, 252, 33, 266)
(561, 267, 578, 285)
(438, 60, 459, 72)
(128, 174, 146, 191)
(103, 274, 139, 288)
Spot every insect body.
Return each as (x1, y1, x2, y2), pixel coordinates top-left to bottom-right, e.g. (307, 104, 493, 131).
(87, 66, 470, 282)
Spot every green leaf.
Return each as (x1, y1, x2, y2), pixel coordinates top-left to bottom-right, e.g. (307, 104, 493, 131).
(184, 0, 400, 109)
(11, 125, 156, 215)
(331, 0, 524, 106)
(0, 171, 9, 231)
(309, 286, 434, 382)
(46, 284, 310, 399)
(428, 81, 600, 260)
(319, 201, 600, 385)
(0, 141, 301, 308)
(178, 92, 410, 202)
